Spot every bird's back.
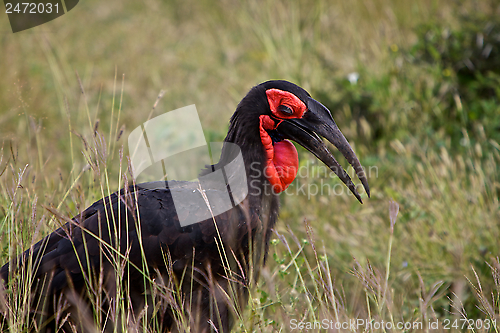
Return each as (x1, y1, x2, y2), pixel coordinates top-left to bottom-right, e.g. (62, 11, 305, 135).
(0, 179, 274, 331)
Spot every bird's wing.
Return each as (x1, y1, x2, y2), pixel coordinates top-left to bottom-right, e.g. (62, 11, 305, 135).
(1, 180, 257, 291)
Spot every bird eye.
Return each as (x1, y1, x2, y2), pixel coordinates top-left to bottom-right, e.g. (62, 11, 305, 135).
(278, 105, 294, 115)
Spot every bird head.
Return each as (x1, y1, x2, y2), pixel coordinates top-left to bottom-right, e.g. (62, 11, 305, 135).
(227, 80, 370, 203)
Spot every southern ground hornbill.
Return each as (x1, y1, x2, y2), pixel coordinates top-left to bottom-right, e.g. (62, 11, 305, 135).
(0, 80, 369, 332)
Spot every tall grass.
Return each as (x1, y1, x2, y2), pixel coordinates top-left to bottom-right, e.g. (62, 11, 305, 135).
(1, 0, 499, 331)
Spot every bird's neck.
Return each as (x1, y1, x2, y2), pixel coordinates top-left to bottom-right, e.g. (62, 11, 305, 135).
(220, 101, 298, 199)
(220, 111, 268, 199)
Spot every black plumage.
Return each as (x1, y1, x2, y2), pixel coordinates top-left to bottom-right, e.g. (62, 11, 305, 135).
(1, 80, 369, 332)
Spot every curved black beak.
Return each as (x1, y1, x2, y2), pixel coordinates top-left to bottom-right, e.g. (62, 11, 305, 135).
(276, 97, 370, 203)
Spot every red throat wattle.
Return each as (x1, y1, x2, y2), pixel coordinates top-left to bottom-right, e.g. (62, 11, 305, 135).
(259, 115, 299, 193)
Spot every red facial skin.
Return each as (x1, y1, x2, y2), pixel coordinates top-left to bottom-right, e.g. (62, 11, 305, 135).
(266, 88, 307, 119)
(259, 89, 307, 193)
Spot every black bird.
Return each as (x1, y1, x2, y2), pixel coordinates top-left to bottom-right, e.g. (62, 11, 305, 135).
(0, 80, 370, 332)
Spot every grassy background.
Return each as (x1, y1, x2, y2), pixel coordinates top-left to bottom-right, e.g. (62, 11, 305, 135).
(0, 0, 499, 331)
